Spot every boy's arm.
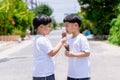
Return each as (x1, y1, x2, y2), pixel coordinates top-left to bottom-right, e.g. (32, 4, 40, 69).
(48, 38, 66, 57)
(65, 51, 90, 58)
(65, 36, 90, 58)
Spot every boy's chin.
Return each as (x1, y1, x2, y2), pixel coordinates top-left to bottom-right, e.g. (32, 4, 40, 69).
(67, 32, 72, 34)
(46, 33, 49, 35)
(43, 33, 49, 36)
(66, 31, 70, 34)
(46, 32, 50, 35)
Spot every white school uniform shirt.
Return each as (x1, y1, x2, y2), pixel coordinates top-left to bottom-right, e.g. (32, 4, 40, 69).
(32, 34, 54, 77)
(67, 34, 90, 78)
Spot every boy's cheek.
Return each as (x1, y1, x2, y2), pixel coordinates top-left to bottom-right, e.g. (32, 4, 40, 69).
(66, 27, 71, 32)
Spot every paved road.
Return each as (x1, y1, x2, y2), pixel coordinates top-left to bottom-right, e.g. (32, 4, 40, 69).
(90, 40, 120, 80)
(0, 29, 120, 80)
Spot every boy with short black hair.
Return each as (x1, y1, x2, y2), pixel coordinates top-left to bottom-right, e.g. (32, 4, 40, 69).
(63, 14, 91, 80)
(32, 14, 65, 80)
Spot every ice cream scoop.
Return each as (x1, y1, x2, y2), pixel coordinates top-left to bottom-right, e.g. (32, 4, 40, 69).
(64, 43, 69, 51)
(62, 31, 67, 38)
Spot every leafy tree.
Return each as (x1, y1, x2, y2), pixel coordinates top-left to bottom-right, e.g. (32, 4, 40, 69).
(77, 12, 91, 33)
(60, 22, 64, 27)
(78, 0, 120, 36)
(0, 0, 34, 36)
(51, 19, 57, 30)
(34, 4, 53, 16)
(0, 0, 14, 35)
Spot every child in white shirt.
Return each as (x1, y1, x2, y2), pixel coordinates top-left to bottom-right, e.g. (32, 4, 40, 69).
(32, 14, 66, 80)
(63, 14, 90, 80)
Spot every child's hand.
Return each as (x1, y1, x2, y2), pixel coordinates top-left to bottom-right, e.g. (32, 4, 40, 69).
(61, 37, 66, 44)
(65, 51, 72, 57)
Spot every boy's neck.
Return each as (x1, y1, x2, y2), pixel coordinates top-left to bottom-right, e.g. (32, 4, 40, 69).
(37, 32, 45, 36)
(72, 31, 80, 38)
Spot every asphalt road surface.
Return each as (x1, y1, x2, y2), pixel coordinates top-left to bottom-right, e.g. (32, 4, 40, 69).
(0, 29, 120, 80)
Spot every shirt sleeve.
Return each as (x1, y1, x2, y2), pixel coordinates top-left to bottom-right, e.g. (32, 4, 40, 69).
(43, 39, 53, 54)
(80, 37, 90, 53)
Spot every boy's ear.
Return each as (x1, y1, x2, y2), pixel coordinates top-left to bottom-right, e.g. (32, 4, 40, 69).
(37, 25, 43, 30)
(74, 22, 79, 27)
(39, 25, 44, 28)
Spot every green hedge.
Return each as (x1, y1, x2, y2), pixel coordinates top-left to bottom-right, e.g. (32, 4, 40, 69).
(108, 15, 120, 45)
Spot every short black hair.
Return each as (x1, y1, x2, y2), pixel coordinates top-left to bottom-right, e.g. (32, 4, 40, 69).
(63, 14, 82, 27)
(33, 14, 52, 30)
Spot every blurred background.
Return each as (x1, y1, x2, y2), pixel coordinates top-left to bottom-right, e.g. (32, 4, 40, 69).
(0, 0, 120, 45)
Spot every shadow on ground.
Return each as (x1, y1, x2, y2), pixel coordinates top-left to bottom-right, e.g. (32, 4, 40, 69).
(0, 57, 27, 63)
